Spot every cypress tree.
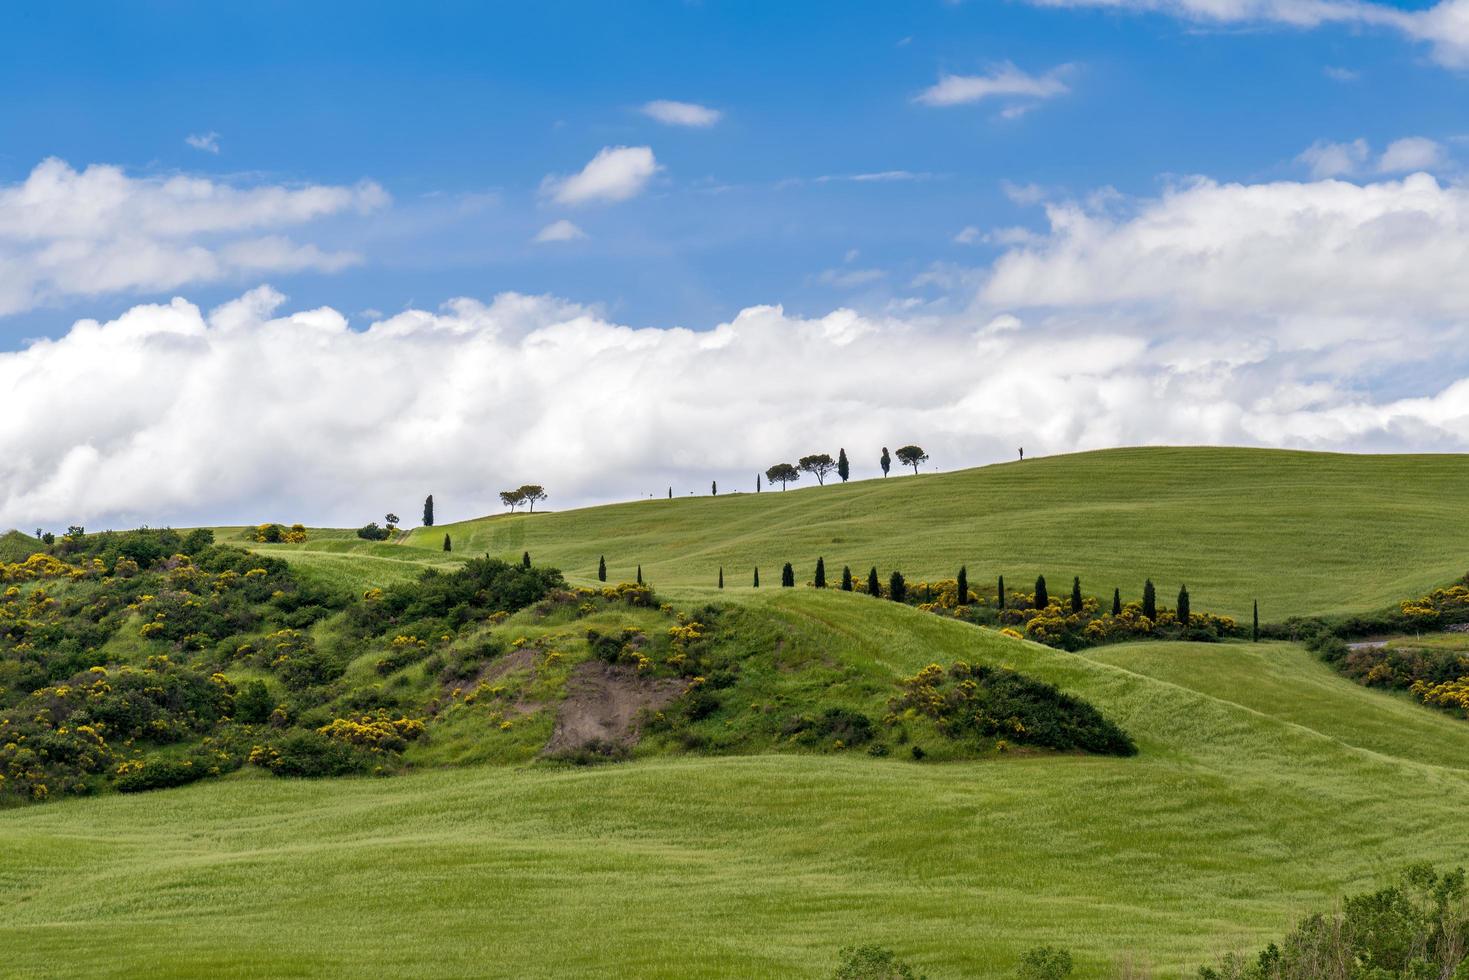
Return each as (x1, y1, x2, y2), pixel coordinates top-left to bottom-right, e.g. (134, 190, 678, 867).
(1034, 575, 1049, 609)
(442, 533, 451, 552)
(837, 448, 850, 482)
(423, 494, 435, 527)
(889, 570, 907, 603)
(956, 565, 969, 606)
(1142, 579, 1157, 620)
(753, 566, 760, 588)
(841, 565, 853, 591)
(1253, 600, 1260, 642)
(756, 474, 762, 493)
(1112, 588, 1122, 616)
(880, 447, 891, 477)
(711, 480, 717, 496)
(668, 487, 672, 499)
(637, 565, 643, 585)
(598, 555, 607, 582)
(814, 557, 826, 588)
(1071, 576, 1083, 614)
(781, 562, 795, 588)
(867, 567, 881, 597)
(1177, 584, 1190, 626)
(998, 575, 1006, 610)
(718, 567, 724, 589)
(522, 551, 531, 569)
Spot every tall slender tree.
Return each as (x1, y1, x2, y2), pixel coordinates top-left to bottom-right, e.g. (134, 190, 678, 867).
(1177, 584, 1191, 626)
(1143, 579, 1157, 620)
(637, 565, 643, 585)
(956, 565, 969, 606)
(757, 473, 762, 493)
(718, 567, 724, 589)
(598, 555, 607, 582)
(753, 566, 760, 588)
(880, 447, 891, 477)
(1071, 576, 1083, 614)
(442, 533, 451, 552)
(1112, 588, 1122, 616)
(1253, 600, 1260, 642)
(868, 566, 881, 597)
(1034, 575, 1049, 609)
(522, 551, 531, 568)
(841, 565, 853, 591)
(998, 575, 1006, 610)
(837, 448, 850, 482)
(888, 570, 907, 603)
(423, 494, 435, 527)
(814, 557, 826, 588)
(711, 480, 717, 496)
(781, 562, 795, 587)
(668, 487, 672, 499)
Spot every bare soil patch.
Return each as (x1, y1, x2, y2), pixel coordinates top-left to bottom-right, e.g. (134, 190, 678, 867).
(543, 661, 687, 755)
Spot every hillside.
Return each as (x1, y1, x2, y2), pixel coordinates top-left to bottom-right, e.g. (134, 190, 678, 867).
(222, 447, 1469, 621)
(4, 591, 1469, 977)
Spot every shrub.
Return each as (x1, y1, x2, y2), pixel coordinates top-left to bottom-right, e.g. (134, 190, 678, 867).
(251, 730, 370, 778)
(832, 944, 924, 980)
(356, 522, 391, 541)
(234, 680, 273, 724)
(1014, 946, 1073, 980)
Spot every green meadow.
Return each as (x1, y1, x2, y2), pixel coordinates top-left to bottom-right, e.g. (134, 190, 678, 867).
(4, 447, 1469, 977)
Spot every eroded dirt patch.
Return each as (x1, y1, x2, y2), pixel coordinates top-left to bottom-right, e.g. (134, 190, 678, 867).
(543, 661, 687, 755)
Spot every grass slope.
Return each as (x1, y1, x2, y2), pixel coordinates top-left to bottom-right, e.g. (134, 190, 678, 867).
(230, 447, 1469, 620)
(5, 590, 1469, 978)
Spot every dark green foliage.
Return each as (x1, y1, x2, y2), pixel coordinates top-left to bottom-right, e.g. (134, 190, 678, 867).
(956, 566, 968, 605)
(1197, 865, 1469, 980)
(1143, 579, 1157, 620)
(115, 749, 236, 794)
(522, 551, 531, 568)
(718, 567, 724, 589)
(356, 522, 391, 541)
(753, 567, 760, 588)
(422, 495, 434, 527)
(442, 534, 451, 552)
(351, 556, 566, 637)
(637, 565, 643, 585)
(766, 462, 799, 490)
(711, 480, 717, 496)
(814, 557, 826, 588)
(1034, 575, 1049, 609)
(235, 680, 273, 724)
(781, 563, 795, 588)
(868, 567, 881, 597)
(841, 566, 853, 591)
(1071, 576, 1083, 614)
(1015, 946, 1073, 979)
(1253, 599, 1260, 642)
(998, 575, 1006, 610)
(260, 730, 369, 778)
(888, 571, 906, 603)
(1112, 588, 1122, 616)
(1177, 584, 1191, 625)
(880, 447, 890, 477)
(598, 555, 607, 582)
(831, 944, 923, 980)
(837, 447, 849, 482)
(895, 445, 928, 475)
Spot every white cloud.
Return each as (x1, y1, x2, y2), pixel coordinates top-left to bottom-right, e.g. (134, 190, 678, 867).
(185, 132, 220, 154)
(1024, 0, 1469, 69)
(0, 158, 387, 315)
(816, 267, 886, 287)
(1297, 138, 1370, 178)
(1378, 136, 1448, 173)
(954, 226, 982, 244)
(915, 62, 1072, 107)
(541, 146, 661, 206)
(1323, 66, 1360, 82)
(533, 219, 588, 243)
(1296, 136, 1448, 177)
(640, 100, 722, 128)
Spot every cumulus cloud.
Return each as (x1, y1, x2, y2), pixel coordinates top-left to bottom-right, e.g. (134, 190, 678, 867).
(1378, 136, 1449, 173)
(915, 62, 1072, 107)
(1297, 136, 1448, 177)
(533, 219, 588, 243)
(0, 158, 387, 315)
(1297, 138, 1370, 178)
(1024, 0, 1469, 69)
(641, 100, 722, 127)
(541, 146, 660, 206)
(185, 131, 220, 154)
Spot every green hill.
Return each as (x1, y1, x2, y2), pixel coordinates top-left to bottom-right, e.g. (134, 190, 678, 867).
(223, 447, 1469, 620)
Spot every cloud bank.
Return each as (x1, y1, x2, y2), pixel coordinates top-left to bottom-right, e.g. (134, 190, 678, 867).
(0, 159, 387, 315)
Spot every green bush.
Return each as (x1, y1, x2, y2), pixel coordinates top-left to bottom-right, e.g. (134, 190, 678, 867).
(1014, 946, 1072, 979)
(234, 680, 273, 724)
(831, 944, 924, 980)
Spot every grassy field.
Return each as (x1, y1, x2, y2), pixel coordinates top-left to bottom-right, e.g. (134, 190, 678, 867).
(223, 447, 1469, 620)
(4, 589, 1469, 978)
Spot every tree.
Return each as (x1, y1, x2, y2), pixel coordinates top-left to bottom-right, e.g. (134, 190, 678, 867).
(1253, 599, 1260, 642)
(998, 574, 1006, 610)
(718, 567, 724, 589)
(711, 480, 717, 496)
(756, 473, 761, 493)
(637, 565, 643, 585)
(837, 448, 850, 482)
(443, 533, 451, 552)
(956, 565, 969, 606)
(1177, 584, 1191, 625)
(781, 562, 795, 587)
(1034, 575, 1049, 608)
(798, 453, 836, 485)
(832, 944, 922, 980)
(868, 566, 881, 597)
(385, 513, 400, 531)
(668, 487, 672, 499)
(1143, 579, 1157, 620)
(522, 551, 531, 568)
(598, 555, 607, 582)
(500, 489, 524, 512)
(516, 485, 547, 513)
(1071, 576, 1083, 614)
(1112, 588, 1122, 616)
(753, 566, 760, 588)
(423, 495, 434, 527)
(765, 463, 800, 490)
(814, 557, 826, 588)
(888, 570, 907, 603)
(841, 565, 853, 591)
(895, 445, 929, 475)
(880, 447, 891, 477)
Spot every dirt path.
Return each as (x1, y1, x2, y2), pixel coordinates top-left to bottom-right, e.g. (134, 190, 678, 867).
(543, 661, 687, 755)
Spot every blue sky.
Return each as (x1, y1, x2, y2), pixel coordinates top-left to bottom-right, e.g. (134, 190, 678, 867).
(2, 0, 1463, 342)
(4, 1, 1469, 528)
